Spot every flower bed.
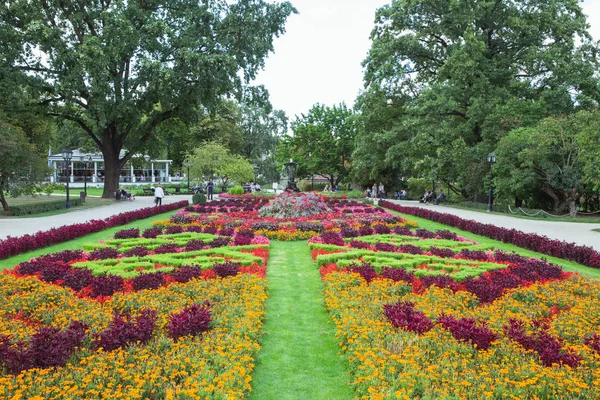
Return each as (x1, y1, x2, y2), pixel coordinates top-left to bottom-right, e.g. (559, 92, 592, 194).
(0, 222, 270, 398)
(315, 229, 600, 398)
(380, 200, 600, 269)
(0, 201, 190, 260)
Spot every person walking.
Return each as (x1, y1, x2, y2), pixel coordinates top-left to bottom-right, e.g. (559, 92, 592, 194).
(378, 182, 385, 199)
(154, 184, 165, 206)
(371, 183, 378, 199)
(207, 179, 214, 200)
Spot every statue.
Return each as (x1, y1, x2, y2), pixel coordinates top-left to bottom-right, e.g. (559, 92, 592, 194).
(284, 159, 300, 192)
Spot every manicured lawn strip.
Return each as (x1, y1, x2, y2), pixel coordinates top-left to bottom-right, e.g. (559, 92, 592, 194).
(388, 210, 600, 278)
(249, 241, 353, 400)
(0, 210, 179, 270)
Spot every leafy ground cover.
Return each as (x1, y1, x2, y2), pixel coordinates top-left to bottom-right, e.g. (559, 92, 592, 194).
(312, 226, 600, 399)
(0, 224, 271, 398)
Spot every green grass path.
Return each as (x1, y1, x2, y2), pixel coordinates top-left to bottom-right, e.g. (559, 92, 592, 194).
(249, 241, 353, 400)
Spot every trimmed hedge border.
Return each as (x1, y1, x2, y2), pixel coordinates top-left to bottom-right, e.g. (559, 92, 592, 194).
(379, 200, 600, 269)
(0, 201, 189, 260)
(8, 198, 83, 216)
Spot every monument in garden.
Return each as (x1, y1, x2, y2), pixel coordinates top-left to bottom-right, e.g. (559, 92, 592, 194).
(284, 159, 300, 192)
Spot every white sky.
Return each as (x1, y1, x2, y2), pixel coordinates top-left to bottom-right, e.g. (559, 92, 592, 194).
(253, 0, 600, 122)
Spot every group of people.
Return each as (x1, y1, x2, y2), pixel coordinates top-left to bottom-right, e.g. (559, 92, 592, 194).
(243, 182, 262, 192)
(420, 189, 446, 205)
(365, 183, 386, 199)
(118, 188, 135, 201)
(394, 189, 408, 199)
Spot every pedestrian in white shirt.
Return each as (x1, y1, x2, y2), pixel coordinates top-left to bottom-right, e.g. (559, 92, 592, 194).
(154, 185, 165, 206)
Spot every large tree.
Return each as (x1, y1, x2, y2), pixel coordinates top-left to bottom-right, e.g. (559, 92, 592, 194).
(186, 141, 254, 187)
(355, 0, 600, 199)
(286, 103, 357, 189)
(0, 121, 50, 212)
(495, 110, 600, 216)
(0, 0, 295, 197)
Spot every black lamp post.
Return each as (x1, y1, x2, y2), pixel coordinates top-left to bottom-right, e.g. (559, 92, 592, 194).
(183, 160, 193, 192)
(80, 154, 93, 198)
(487, 152, 496, 212)
(62, 149, 73, 209)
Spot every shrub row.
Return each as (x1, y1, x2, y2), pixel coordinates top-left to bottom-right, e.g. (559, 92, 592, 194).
(0, 201, 189, 260)
(380, 201, 600, 269)
(7, 198, 83, 216)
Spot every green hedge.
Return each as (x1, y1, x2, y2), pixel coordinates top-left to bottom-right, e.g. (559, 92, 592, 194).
(7, 198, 83, 216)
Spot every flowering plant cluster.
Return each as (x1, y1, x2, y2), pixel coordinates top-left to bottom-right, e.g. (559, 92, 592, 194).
(258, 192, 332, 218)
(0, 201, 189, 260)
(0, 208, 270, 398)
(380, 200, 600, 269)
(323, 268, 600, 398)
(0, 271, 267, 399)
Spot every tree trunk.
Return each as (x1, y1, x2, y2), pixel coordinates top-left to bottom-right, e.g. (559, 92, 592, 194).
(543, 187, 561, 212)
(567, 188, 579, 217)
(101, 138, 126, 199)
(0, 189, 9, 213)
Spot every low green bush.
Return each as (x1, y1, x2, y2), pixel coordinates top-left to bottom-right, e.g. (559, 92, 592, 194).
(7, 198, 83, 216)
(192, 193, 207, 204)
(228, 186, 245, 195)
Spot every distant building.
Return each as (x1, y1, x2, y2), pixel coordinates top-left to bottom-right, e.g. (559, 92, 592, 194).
(48, 149, 173, 185)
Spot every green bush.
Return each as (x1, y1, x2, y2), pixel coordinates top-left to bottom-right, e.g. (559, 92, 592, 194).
(228, 186, 245, 195)
(192, 193, 207, 204)
(7, 198, 83, 216)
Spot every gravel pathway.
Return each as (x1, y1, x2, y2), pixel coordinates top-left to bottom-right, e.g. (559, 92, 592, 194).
(0, 195, 192, 240)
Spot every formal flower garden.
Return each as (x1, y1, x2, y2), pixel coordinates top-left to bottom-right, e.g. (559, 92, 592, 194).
(0, 193, 599, 399)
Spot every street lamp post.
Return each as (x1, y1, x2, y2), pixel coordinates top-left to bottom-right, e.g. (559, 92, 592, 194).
(487, 152, 497, 212)
(62, 149, 73, 209)
(183, 160, 193, 192)
(80, 155, 93, 198)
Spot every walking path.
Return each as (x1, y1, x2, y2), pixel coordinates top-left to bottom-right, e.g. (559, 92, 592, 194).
(0, 195, 192, 240)
(385, 200, 600, 251)
(249, 241, 352, 400)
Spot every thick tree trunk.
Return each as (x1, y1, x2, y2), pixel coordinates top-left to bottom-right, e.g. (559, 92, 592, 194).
(0, 189, 9, 213)
(543, 187, 561, 212)
(101, 137, 126, 199)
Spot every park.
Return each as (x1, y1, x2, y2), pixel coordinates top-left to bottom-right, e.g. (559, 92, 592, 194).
(1, 0, 600, 399)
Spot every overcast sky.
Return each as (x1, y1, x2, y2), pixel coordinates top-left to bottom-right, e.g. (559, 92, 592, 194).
(253, 0, 600, 123)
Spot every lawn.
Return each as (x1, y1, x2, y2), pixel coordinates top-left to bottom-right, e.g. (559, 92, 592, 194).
(1, 195, 599, 399)
(0, 196, 115, 219)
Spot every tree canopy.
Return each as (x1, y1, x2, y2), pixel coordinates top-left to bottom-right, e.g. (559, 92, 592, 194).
(495, 110, 600, 216)
(186, 142, 254, 187)
(0, 121, 50, 212)
(284, 103, 357, 188)
(353, 0, 600, 199)
(1, 0, 296, 197)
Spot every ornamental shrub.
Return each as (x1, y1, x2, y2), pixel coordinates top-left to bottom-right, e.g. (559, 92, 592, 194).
(384, 301, 433, 334)
(228, 186, 244, 195)
(172, 266, 204, 283)
(93, 309, 157, 352)
(438, 314, 497, 350)
(321, 231, 345, 246)
(153, 243, 180, 254)
(89, 247, 119, 260)
(0, 320, 88, 374)
(168, 302, 212, 341)
(142, 227, 163, 238)
(192, 193, 207, 204)
(113, 228, 140, 239)
(348, 261, 378, 283)
(380, 267, 415, 284)
(123, 246, 149, 258)
(213, 262, 241, 277)
(131, 272, 166, 291)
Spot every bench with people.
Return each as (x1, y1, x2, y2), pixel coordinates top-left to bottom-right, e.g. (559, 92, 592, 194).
(116, 188, 135, 201)
(419, 189, 446, 204)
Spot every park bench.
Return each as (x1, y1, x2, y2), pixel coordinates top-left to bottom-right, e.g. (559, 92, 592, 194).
(142, 188, 154, 196)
